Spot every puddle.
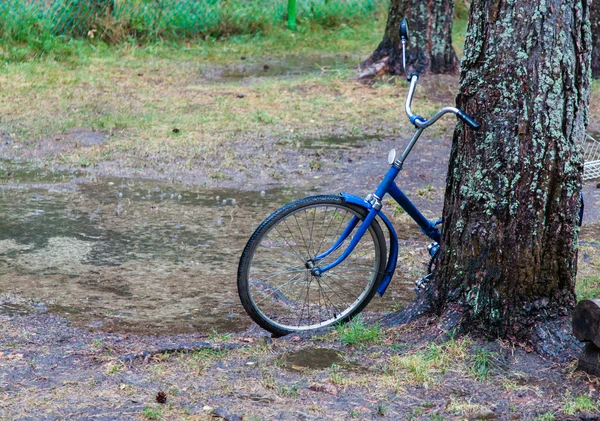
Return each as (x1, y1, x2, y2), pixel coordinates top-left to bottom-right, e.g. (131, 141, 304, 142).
(287, 134, 381, 151)
(0, 166, 426, 334)
(200, 55, 357, 82)
(282, 348, 360, 372)
(0, 159, 81, 185)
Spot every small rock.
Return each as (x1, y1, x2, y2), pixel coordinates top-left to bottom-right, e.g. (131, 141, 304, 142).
(203, 405, 214, 413)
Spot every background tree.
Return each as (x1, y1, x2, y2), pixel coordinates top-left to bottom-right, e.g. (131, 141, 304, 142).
(433, 0, 591, 358)
(358, 0, 458, 78)
(592, 1, 599, 78)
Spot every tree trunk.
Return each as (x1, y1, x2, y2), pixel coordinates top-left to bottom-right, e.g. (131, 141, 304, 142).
(358, 0, 458, 78)
(592, 0, 600, 78)
(434, 0, 591, 357)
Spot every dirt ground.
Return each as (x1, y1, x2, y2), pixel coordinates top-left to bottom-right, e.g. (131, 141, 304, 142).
(2, 70, 600, 420)
(2, 311, 600, 420)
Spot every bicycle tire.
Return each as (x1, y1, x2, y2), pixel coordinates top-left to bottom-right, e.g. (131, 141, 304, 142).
(237, 195, 387, 336)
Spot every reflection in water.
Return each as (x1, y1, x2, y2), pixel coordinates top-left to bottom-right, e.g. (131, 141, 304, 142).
(0, 165, 430, 334)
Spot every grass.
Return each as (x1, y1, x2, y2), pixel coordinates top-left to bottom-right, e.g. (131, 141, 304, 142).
(0, 9, 475, 178)
(142, 405, 163, 420)
(2, 19, 451, 174)
(561, 393, 599, 415)
(0, 0, 389, 45)
(576, 275, 600, 301)
(452, 0, 469, 58)
(470, 348, 494, 381)
(336, 316, 383, 346)
(385, 337, 471, 388)
(183, 348, 229, 373)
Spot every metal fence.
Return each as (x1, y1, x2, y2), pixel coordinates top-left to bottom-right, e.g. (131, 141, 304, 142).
(0, 0, 388, 42)
(584, 134, 600, 181)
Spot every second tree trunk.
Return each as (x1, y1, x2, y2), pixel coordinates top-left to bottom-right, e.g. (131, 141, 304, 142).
(361, 0, 458, 76)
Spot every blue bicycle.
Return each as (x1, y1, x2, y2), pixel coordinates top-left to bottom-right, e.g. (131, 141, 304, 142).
(237, 20, 480, 335)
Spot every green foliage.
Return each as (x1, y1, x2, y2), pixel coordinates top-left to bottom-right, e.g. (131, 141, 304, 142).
(336, 316, 383, 346)
(576, 276, 600, 301)
(471, 348, 494, 381)
(561, 393, 598, 415)
(142, 405, 163, 420)
(387, 338, 470, 387)
(0, 0, 388, 47)
(534, 412, 556, 421)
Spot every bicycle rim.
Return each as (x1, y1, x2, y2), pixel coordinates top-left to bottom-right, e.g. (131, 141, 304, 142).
(240, 197, 386, 333)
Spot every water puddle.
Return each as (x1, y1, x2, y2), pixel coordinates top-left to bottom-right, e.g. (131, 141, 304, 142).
(200, 55, 357, 83)
(287, 134, 381, 151)
(0, 165, 428, 334)
(0, 159, 81, 185)
(282, 347, 364, 372)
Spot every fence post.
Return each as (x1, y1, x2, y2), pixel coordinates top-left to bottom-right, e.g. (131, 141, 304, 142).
(287, 0, 297, 30)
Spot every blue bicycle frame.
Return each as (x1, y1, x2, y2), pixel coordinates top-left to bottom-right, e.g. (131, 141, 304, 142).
(310, 73, 481, 297)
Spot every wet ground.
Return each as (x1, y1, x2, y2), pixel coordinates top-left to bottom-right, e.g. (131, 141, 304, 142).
(0, 152, 433, 336)
(198, 55, 361, 83)
(1, 123, 600, 337)
(1, 63, 600, 419)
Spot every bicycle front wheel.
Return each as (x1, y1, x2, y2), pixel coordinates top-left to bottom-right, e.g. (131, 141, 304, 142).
(237, 195, 387, 336)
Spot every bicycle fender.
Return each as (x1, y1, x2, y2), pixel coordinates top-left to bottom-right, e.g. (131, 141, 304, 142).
(339, 193, 398, 297)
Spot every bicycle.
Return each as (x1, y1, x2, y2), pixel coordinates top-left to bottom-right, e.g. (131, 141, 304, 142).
(237, 19, 481, 336)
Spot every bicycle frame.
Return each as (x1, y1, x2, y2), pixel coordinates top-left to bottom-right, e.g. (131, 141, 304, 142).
(310, 73, 479, 295)
(311, 127, 441, 277)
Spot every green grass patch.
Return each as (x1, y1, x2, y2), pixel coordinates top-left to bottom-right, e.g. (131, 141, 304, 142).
(561, 394, 598, 416)
(336, 316, 383, 346)
(576, 276, 600, 301)
(386, 337, 470, 388)
(142, 405, 163, 420)
(470, 348, 494, 381)
(534, 412, 556, 421)
(0, 0, 388, 48)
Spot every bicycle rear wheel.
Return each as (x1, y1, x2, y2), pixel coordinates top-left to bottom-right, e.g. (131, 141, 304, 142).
(237, 195, 387, 336)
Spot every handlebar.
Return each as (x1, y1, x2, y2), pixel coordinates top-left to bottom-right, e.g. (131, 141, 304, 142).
(405, 73, 480, 131)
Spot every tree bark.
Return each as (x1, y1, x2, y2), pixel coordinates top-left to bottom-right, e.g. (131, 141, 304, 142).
(358, 0, 458, 78)
(592, 0, 600, 78)
(434, 0, 592, 355)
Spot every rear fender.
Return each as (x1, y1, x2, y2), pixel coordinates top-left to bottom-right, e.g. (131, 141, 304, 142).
(340, 193, 398, 296)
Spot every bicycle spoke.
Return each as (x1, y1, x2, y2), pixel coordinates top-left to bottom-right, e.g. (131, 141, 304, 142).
(320, 274, 354, 312)
(253, 271, 305, 307)
(240, 199, 384, 333)
(292, 212, 311, 257)
(257, 243, 305, 262)
(270, 226, 306, 262)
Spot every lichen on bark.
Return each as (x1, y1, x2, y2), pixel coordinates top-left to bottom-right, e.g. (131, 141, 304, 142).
(433, 0, 592, 354)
